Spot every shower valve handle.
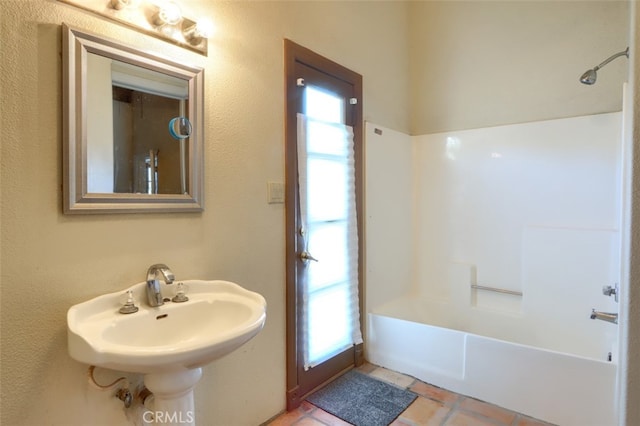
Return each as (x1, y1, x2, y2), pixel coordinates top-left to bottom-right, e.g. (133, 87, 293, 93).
(602, 284, 619, 303)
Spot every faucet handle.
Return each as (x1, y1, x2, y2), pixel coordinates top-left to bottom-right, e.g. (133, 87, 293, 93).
(172, 282, 189, 303)
(119, 290, 139, 314)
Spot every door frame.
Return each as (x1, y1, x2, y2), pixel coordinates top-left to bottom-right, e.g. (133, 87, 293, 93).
(284, 39, 365, 410)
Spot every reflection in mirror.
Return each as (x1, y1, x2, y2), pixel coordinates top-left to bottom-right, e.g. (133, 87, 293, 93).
(167, 116, 193, 195)
(169, 117, 193, 139)
(86, 54, 189, 195)
(63, 24, 204, 213)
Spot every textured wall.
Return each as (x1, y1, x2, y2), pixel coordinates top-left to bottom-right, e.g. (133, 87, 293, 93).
(408, 1, 630, 134)
(0, 1, 410, 425)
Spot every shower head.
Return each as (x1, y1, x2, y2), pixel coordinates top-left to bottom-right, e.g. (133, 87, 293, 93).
(579, 47, 629, 85)
(579, 68, 598, 85)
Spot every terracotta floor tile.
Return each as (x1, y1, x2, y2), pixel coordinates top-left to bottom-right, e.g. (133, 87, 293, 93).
(298, 401, 317, 415)
(369, 367, 415, 388)
(267, 409, 306, 426)
(397, 396, 451, 426)
(515, 415, 556, 426)
(310, 408, 352, 426)
(356, 361, 378, 374)
(458, 397, 516, 424)
(410, 381, 461, 406)
(444, 411, 499, 426)
(292, 416, 327, 426)
(267, 402, 319, 426)
(389, 418, 414, 426)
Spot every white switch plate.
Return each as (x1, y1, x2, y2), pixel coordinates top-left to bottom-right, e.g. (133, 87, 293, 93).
(267, 181, 285, 204)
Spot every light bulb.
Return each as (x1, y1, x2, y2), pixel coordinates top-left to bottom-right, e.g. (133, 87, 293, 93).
(194, 19, 214, 39)
(154, 1, 182, 26)
(184, 18, 215, 44)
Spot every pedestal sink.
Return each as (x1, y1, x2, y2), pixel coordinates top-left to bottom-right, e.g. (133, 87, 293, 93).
(67, 280, 267, 425)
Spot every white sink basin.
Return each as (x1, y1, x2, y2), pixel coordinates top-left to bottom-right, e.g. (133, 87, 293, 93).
(67, 280, 267, 374)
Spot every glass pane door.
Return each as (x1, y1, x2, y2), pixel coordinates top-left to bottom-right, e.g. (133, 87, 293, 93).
(285, 40, 363, 409)
(298, 86, 361, 370)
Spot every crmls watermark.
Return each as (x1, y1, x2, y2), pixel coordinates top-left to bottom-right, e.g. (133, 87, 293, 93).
(143, 410, 195, 424)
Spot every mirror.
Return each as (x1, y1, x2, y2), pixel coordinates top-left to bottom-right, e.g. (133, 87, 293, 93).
(62, 23, 204, 213)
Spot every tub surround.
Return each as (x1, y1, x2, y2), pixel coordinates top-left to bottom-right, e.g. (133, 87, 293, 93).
(365, 113, 623, 425)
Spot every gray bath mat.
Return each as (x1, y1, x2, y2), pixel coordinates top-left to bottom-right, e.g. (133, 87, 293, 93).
(307, 370, 417, 426)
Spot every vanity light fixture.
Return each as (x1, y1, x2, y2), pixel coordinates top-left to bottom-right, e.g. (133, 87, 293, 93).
(57, 0, 212, 55)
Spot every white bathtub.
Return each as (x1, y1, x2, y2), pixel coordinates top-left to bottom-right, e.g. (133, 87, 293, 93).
(367, 301, 618, 426)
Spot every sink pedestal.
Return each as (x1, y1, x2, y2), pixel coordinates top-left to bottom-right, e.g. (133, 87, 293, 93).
(144, 368, 202, 426)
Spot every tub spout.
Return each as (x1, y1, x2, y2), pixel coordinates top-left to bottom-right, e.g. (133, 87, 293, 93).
(590, 309, 618, 324)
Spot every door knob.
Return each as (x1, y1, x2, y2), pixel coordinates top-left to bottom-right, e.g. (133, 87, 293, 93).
(299, 251, 318, 262)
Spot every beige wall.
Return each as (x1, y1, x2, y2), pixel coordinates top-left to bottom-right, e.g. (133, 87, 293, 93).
(409, 1, 629, 134)
(0, 1, 410, 425)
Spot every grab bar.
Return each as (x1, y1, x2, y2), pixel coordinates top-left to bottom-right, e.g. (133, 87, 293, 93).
(471, 284, 523, 297)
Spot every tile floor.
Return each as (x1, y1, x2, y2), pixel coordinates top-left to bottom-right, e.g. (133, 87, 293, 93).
(266, 363, 556, 426)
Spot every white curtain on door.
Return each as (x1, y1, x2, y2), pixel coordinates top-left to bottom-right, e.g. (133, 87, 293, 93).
(297, 113, 363, 370)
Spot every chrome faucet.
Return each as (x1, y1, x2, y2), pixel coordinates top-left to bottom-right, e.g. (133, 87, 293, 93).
(590, 309, 618, 324)
(146, 264, 175, 307)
